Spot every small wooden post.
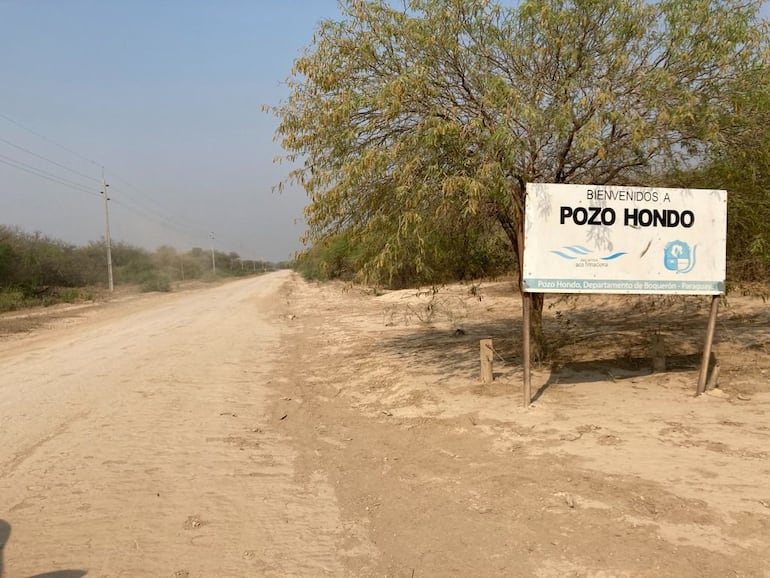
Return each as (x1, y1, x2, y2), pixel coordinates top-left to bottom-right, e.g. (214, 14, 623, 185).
(480, 339, 494, 383)
(650, 334, 666, 373)
(696, 295, 720, 396)
(522, 292, 532, 407)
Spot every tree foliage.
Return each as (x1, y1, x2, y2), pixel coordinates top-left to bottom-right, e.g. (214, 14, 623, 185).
(272, 0, 768, 354)
(0, 225, 279, 311)
(679, 62, 770, 280)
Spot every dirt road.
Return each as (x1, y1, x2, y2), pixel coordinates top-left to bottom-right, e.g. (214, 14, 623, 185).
(1, 272, 769, 577)
(0, 272, 345, 577)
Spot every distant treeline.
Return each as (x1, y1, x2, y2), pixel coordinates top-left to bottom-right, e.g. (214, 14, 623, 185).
(0, 225, 289, 311)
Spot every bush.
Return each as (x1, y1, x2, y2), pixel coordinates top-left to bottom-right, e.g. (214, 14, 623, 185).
(0, 289, 26, 312)
(140, 273, 172, 293)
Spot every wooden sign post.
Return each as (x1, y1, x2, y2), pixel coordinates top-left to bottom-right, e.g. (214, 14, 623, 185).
(696, 295, 721, 395)
(522, 292, 532, 407)
(521, 183, 727, 407)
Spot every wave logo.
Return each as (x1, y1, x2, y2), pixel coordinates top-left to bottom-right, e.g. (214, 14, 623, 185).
(664, 240, 696, 273)
(550, 245, 627, 261)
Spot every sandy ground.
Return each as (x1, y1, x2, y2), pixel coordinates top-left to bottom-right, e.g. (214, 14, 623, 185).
(1, 271, 769, 577)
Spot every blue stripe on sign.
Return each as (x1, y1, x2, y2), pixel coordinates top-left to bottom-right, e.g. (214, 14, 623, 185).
(565, 245, 591, 255)
(522, 278, 724, 294)
(601, 252, 627, 261)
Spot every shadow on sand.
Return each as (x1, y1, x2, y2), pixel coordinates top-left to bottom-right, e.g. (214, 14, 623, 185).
(531, 352, 706, 402)
(375, 292, 749, 401)
(0, 519, 87, 578)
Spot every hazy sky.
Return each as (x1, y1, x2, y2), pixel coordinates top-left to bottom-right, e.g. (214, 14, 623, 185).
(4, 2, 769, 262)
(0, 0, 343, 261)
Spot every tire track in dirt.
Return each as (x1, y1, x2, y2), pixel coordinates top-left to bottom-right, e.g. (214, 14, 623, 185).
(0, 272, 347, 577)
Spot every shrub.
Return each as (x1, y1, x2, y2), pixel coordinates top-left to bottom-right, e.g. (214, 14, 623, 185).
(0, 289, 26, 312)
(140, 273, 172, 293)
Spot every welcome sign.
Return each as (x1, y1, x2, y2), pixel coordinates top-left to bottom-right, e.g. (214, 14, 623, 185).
(522, 183, 727, 295)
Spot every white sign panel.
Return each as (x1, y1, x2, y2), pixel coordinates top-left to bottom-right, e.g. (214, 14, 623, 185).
(523, 183, 727, 295)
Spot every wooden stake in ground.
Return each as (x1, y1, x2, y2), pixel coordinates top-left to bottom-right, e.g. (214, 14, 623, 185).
(696, 295, 720, 396)
(650, 334, 666, 373)
(480, 339, 494, 383)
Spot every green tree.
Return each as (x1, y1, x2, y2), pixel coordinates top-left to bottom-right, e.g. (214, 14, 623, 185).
(272, 0, 766, 357)
(683, 63, 770, 280)
(0, 226, 19, 283)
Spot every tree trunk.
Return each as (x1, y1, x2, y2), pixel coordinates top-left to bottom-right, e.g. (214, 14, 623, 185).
(496, 201, 547, 361)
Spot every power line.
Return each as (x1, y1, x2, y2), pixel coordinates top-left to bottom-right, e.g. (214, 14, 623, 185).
(0, 117, 204, 237)
(110, 197, 187, 233)
(0, 135, 101, 184)
(0, 153, 100, 197)
(0, 111, 231, 251)
(107, 170, 211, 236)
(0, 111, 101, 168)
(110, 197, 206, 244)
(0, 112, 204, 241)
(109, 184, 209, 238)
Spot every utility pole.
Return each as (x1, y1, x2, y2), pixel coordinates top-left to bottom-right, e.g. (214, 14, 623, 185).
(102, 170, 114, 292)
(209, 232, 216, 275)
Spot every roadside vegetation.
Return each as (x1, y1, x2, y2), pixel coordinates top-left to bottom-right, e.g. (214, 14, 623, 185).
(273, 0, 770, 357)
(0, 225, 284, 313)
